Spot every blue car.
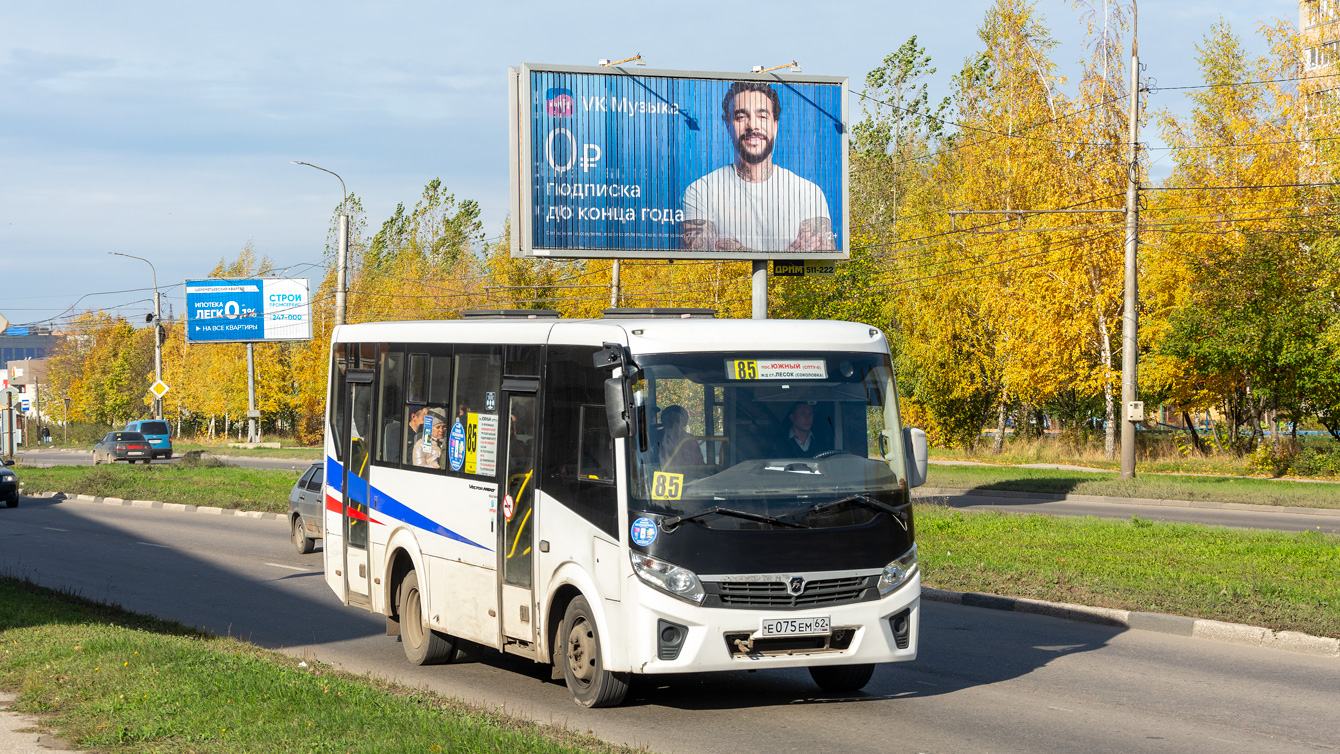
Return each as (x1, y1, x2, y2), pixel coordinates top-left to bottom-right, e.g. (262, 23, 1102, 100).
(124, 420, 173, 460)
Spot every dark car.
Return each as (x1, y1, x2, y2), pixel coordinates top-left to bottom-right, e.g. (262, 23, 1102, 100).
(0, 459, 18, 507)
(93, 431, 154, 465)
(288, 461, 325, 554)
(124, 420, 173, 459)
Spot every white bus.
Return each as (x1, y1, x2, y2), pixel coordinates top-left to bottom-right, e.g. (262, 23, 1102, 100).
(322, 309, 928, 707)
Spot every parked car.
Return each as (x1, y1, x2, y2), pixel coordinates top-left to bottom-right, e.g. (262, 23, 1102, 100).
(289, 461, 324, 554)
(1, 459, 18, 507)
(124, 420, 173, 459)
(92, 431, 154, 465)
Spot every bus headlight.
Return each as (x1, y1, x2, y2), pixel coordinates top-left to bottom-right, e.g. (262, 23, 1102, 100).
(631, 552, 706, 605)
(878, 544, 918, 595)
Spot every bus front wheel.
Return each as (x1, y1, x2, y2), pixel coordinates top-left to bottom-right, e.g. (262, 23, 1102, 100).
(809, 663, 876, 693)
(397, 570, 458, 665)
(560, 596, 629, 708)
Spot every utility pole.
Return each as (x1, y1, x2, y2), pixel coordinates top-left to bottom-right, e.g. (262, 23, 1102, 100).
(246, 343, 259, 444)
(292, 161, 349, 327)
(109, 252, 163, 420)
(1120, 6, 1141, 479)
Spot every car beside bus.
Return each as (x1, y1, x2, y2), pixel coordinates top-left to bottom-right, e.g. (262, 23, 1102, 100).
(321, 310, 927, 707)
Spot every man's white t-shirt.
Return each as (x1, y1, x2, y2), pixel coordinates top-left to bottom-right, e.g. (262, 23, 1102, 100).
(681, 164, 831, 251)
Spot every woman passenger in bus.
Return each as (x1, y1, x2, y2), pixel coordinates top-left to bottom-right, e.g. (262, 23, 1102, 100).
(413, 408, 448, 469)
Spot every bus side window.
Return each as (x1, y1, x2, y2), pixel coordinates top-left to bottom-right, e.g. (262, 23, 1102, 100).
(329, 344, 349, 463)
(377, 345, 404, 464)
(542, 345, 618, 538)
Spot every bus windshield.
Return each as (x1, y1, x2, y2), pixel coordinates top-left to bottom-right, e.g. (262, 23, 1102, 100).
(628, 351, 908, 530)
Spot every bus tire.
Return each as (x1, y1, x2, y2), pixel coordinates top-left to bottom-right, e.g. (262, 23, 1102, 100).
(560, 595, 628, 708)
(809, 663, 876, 693)
(292, 516, 315, 554)
(397, 570, 457, 665)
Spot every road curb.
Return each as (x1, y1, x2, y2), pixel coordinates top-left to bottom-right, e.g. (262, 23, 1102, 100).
(40, 492, 283, 521)
(915, 487, 1340, 517)
(921, 586, 1340, 658)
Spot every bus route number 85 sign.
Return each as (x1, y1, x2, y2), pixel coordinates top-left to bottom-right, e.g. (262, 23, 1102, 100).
(651, 471, 683, 501)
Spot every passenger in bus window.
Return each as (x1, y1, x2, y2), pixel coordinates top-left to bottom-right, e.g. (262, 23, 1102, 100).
(413, 408, 447, 469)
(403, 406, 427, 461)
(657, 405, 703, 471)
(775, 402, 831, 457)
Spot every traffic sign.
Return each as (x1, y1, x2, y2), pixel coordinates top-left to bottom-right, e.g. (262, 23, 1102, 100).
(149, 381, 171, 399)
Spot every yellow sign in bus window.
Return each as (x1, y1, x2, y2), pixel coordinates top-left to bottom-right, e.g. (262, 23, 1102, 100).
(651, 472, 683, 501)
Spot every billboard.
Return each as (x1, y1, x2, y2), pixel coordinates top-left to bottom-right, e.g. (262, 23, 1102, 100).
(509, 63, 849, 260)
(184, 278, 312, 344)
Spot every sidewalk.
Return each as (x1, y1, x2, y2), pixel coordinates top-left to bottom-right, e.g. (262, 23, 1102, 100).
(0, 693, 82, 753)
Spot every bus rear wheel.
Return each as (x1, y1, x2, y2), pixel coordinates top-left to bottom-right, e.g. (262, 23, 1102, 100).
(809, 663, 876, 693)
(560, 596, 629, 708)
(397, 570, 458, 665)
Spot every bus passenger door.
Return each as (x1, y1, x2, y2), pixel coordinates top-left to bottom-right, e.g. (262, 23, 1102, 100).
(343, 372, 374, 606)
(499, 386, 538, 645)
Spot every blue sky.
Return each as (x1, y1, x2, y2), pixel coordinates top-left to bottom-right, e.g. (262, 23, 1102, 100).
(0, 0, 1295, 328)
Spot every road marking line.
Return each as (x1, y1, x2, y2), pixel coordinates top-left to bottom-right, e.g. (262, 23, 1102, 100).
(137, 542, 170, 549)
(1048, 706, 1073, 712)
(266, 562, 307, 572)
(43, 527, 67, 532)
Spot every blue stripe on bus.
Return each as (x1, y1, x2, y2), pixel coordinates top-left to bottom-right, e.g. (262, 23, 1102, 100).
(326, 455, 491, 552)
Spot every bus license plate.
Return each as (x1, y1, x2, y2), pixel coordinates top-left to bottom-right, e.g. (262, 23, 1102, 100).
(758, 616, 831, 637)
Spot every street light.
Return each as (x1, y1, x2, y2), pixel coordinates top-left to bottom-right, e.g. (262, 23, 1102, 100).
(109, 252, 163, 420)
(291, 161, 349, 327)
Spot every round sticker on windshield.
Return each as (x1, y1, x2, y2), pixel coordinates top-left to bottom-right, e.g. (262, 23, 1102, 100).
(447, 420, 467, 471)
(631, 517, 658, 547)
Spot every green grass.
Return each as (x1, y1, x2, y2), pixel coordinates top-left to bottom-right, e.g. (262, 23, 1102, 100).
(924, 463, 1340, 509)
(175, 443, 323, 460)
(15, 462, 300, 514)
(915, 504, 1340, 637)
(0, 577, 639, 754)
(929, 433, 1340, 479)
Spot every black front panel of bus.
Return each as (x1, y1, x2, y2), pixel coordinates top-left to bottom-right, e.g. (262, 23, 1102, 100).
(633, 503, 914, 575)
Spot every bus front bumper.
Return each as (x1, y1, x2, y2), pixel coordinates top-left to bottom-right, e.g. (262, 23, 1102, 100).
(619, 571, 921, 675)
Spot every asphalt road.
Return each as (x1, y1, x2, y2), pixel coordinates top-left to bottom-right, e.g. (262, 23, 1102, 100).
(2, 497, 1337, 753)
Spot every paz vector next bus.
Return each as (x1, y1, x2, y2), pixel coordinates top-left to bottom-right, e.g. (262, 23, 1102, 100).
(321, 309, 928, 707)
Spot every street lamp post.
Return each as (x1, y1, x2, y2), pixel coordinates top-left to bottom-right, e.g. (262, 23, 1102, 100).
(109, 252, 163, 420)
(291, 161, 349, 327)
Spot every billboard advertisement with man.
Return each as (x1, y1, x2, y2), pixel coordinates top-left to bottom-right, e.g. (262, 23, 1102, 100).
(510, 64, 848, 260)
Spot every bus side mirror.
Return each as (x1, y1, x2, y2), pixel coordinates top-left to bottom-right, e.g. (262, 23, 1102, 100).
(902, 427, 928, 487)
(605, 377, 631, 439)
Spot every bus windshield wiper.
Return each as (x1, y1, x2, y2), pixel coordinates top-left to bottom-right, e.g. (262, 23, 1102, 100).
(661, 506, 809, 531)
(803, 494, 908, 530)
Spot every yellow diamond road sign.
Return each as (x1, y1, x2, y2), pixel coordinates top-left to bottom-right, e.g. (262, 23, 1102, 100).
(149, 381, 170, 399)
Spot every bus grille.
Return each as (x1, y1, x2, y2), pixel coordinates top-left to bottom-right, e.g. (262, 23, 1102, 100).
(705, 576, 877, 610)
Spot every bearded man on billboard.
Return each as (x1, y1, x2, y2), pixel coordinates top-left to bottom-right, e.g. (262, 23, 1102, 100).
(680, 81, 834, 252)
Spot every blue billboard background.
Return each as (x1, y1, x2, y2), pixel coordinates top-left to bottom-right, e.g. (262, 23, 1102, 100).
(528, 70, 845, 255)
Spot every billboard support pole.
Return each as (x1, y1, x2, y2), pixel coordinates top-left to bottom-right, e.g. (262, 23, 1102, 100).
(751, 261, 767, 319)
(246, 344, 259, 444)
(610, 260, 621, 307)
